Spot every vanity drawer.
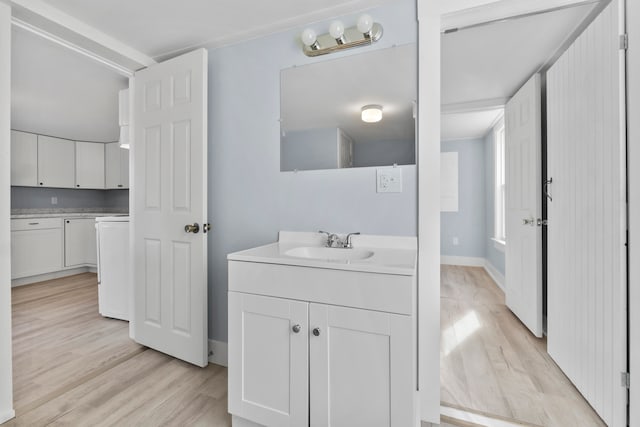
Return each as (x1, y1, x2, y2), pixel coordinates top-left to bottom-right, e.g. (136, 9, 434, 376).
(11, 218, 63, 231)
(229, 261, 415, 315)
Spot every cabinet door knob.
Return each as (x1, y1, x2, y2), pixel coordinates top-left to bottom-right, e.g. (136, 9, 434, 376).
(312, 327, 321, 337)
(292, 324, 301, 333)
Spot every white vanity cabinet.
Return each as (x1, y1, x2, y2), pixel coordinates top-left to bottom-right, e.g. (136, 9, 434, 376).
(228, 232, 417, 427)
(105, 142, 129, 189)
(64, 218, 98, 267)
(229, 293, 309, 426)
(37, 135, 76, 188)
(10, 130, 38, 186)
(229, 291, 413, 427)
(11, 218, 63, 279)
(75, 141, 105, 189)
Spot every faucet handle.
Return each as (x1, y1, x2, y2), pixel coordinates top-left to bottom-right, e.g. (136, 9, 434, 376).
(318, 230, 331, 247)
(345, 232, 361, 248)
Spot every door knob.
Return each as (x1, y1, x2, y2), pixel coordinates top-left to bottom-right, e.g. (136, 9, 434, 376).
(292, 324, 301, 333)
(312, 327, 321, 337)
(184, 223, 200, 233)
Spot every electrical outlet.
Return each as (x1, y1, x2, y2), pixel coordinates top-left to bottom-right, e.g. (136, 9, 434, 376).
(453, 237, 459, 246)
(376, 167, 402, 193)
(51, 197, 58, 205)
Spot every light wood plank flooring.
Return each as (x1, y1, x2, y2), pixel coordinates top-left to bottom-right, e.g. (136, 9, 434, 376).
(7, 273, 231, 427)
(440, 265, 606, 427)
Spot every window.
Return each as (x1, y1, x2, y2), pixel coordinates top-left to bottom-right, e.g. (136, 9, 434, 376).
(494, 120, 506, 243)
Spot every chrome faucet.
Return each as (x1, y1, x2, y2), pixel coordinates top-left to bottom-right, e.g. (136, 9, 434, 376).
(318, 231, 360, 248)
(344, 232, 360, 249)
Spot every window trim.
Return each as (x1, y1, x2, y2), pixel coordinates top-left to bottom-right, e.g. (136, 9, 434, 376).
(493, 116, 506, 243)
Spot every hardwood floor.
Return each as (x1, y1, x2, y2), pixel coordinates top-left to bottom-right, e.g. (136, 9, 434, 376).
(7, 273, 231, 427)
(440, 265, 606, 427)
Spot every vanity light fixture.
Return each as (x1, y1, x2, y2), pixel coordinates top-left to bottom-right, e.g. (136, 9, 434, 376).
(361, 105, 383, 123)
(300, 14, 383, 57)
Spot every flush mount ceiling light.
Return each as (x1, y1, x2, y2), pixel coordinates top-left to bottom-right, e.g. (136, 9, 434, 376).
(361, 105, 383, 123)
(300, 14, 383, 57)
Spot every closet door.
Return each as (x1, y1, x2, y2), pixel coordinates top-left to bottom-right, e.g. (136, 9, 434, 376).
(546, 1, 626, 425)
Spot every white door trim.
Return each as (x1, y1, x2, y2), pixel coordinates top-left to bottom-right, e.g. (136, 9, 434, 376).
(0, 2, 14, 423)
(628, 0, 640, 424)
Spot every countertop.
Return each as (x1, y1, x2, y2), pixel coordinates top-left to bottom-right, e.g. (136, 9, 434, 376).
(11, 209, 129, 219)
(228, 231, 417, 276)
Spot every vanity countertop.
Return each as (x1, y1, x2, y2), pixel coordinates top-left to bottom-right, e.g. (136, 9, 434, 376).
(11, 209, 129, 219)
(228, 231, 417, 276)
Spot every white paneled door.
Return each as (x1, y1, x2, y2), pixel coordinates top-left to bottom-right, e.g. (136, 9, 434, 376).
(546, 1, 627, 425)
(504, 73, 543, 338)
(132, 49, 208, 367)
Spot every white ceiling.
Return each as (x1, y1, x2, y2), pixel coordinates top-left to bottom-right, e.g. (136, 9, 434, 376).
(11, 25, 127, 142)
(281, 44, 416, 144)
(441, 109, 503, 141)
(440, 2, 597, 139)
(37, 0, 389, 60)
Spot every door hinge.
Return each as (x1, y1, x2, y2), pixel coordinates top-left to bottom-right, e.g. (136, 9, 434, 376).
(621, 371, 630, 388)
(620, 34, 628, 50)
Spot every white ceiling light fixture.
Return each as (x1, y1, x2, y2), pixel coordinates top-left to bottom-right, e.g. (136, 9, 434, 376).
(361, 104, 383, 123)
(300, 14, 383, 57)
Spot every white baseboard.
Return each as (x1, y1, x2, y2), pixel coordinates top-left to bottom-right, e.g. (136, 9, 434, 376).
(440, 255, 485, 267)
(11, 267, 95, 287)
(0, 409, 15, 424)
(208, 339, 228, 367)
(483, 260, 505, 291)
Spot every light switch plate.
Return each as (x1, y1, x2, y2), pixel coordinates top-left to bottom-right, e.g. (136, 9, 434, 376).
(376, 167, 402, 193)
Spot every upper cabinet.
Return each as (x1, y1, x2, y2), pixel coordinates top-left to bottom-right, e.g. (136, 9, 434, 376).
(75, 141, 105, 189)
(37, 135, 75, 188)
(10, 130, 126, 190)
(10, 130, 38, 187)
(105, 142, 129, 189)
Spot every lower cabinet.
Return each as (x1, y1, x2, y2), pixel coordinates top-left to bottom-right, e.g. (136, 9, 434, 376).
(64, 218, 98, 267)
(11, 218, 63, 279)
(229, 292, 413, 427)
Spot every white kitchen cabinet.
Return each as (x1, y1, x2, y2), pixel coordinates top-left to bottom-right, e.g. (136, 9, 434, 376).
(37, 135, 75, 188)
(75, 141, 105, 189)
(105, 142, 129, 189)
(10, 130, 38, 187)
(64, 218, 97, 267)
(229, 292, 309, 427)
(11, 218, 63, 279)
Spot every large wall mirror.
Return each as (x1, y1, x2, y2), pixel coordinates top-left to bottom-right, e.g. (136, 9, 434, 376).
(280, 43, 417, 172)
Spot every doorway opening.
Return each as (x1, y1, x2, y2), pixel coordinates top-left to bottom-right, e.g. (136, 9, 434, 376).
(438, 1, 624, 425)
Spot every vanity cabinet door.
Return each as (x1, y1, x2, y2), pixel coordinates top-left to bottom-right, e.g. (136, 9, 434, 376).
(309, 304, 414, 427)
(229, 292, 309, 426)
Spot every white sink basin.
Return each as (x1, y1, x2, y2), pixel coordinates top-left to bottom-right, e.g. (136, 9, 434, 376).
(285, 246, 374, 262)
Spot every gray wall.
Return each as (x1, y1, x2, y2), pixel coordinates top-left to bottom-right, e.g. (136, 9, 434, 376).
(353, 139, 415, 168)
(440, 139, 486, 258)
(281, 128, 338, 171)
(11, 187, 129, 211)
(484, 131, 505, 274)
(206, 0, 417, 342)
